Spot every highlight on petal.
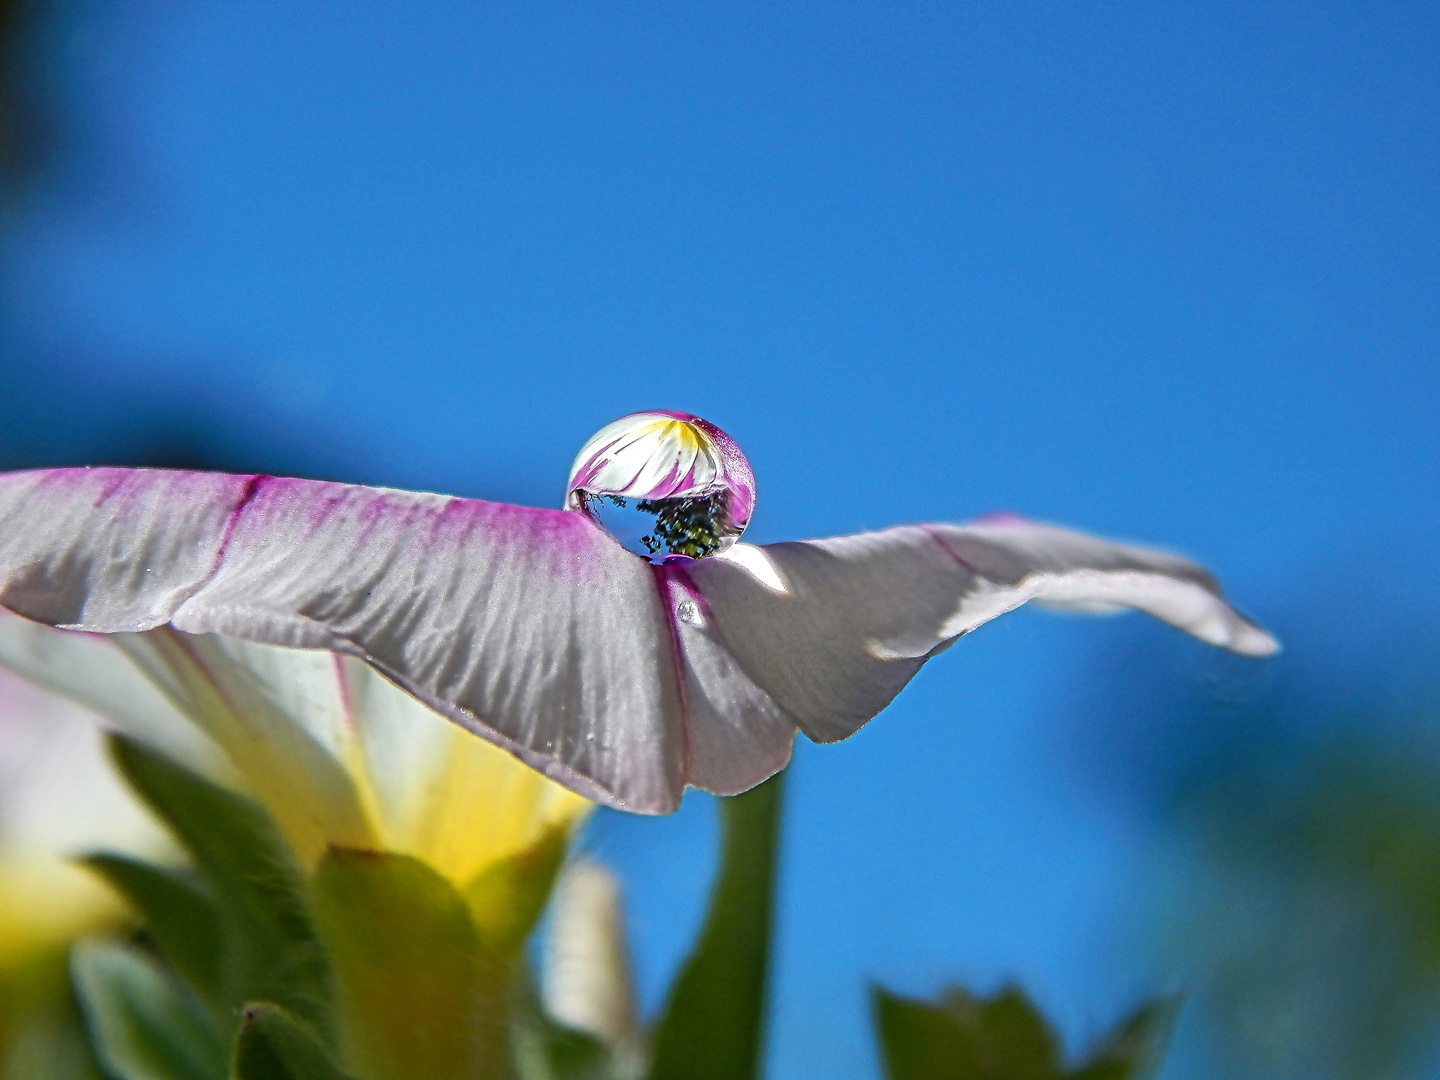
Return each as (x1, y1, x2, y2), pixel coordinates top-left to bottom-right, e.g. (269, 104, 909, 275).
(566, 411, 756, 560)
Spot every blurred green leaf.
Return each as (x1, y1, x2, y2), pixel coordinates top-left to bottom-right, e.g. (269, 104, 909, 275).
(231, 1003, 352, 1080)
(647, 771, 785, 1080)
(1170, 733, 1440, 1078)
(872, 984, 1173, 1080)
(70, 938, 226, 1080)
(1069, 999, 1176, 1080)
(0, 944, 105, 1080)
(107, 735, 331, 1037)
(82, 854, 225, 1017)
(465, 823, 570, 958)
(310, 848, 508, 1080)
(874, 985, 990, 1080)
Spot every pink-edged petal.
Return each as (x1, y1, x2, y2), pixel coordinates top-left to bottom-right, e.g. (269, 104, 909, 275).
(0, 469, 686, 813)
(0, 469, 258, 631)
(932, 521, 1279, 656)
(0, 465, 1275, 813)
(688, 522, 1277, 746)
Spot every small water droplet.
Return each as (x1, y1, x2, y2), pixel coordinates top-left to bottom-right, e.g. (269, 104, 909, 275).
(676, 599, 700, 625)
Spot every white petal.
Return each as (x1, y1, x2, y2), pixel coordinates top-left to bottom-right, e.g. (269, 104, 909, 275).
(335, 655, 590, 884)
(0, 467, 1275, 814)
(544, 860, 643, 1067)
(0, 668, 168, 862)
(0, 611, 235, 785)
(687, 520, 1277, 745)
(0, 668, 173, 959)
(656, 567, 795, 796)
(110, 631, 379, 861)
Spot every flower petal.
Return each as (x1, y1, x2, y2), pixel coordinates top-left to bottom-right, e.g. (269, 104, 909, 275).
(334, 654, 590, 884)
(689, 520, 1277, 745)
(544, 860, 643, 1065)
(0, 611, 236, 785)
(0, 469, 687, 813)
(0, 468, 1275, 814)
(654, 564, 796, 796)
(0, 469, 259, 631)
(111, 630, 380, 862)
(0, 666, 172, 963)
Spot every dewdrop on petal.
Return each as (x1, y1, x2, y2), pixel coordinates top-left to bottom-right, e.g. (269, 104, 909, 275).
(565, 411, 756, 562)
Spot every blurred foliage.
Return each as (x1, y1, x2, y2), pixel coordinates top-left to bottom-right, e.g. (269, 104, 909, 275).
(511, 968, 617, 1080)
(68, 734, 567, 1080)
(311, 850, 509, 1080)
(1058, 599, 1440, 1080)
(4, 728, 1174, 1080)
(0, 944, 101, 1079)
(872, 985, 1174, 1080)
(0, 0, 57, 212)
(1163, 722, 1440, 1080)
(232, 1003, 351, 1080)
(70, 937, 225, 1080)
(513, 772, 786, 1080)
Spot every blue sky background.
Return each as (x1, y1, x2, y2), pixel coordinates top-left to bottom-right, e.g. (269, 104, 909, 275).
(1, 2, 1437, 1077)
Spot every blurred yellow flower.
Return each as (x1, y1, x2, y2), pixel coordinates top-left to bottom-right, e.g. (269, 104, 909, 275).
(0, 613, 590, 890)
(0, 667, 165, 968)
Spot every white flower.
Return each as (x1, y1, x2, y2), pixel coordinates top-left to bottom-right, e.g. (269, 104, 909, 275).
(0, 412, 1276, 816)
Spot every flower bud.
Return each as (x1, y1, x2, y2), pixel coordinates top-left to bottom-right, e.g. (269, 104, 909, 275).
(566, 411, 754, 561)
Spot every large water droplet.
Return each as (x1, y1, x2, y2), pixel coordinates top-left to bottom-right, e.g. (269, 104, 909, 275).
(565, 411, 755, 560)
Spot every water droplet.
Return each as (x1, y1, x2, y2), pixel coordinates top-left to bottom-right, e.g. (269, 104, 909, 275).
(676, 599, 700, 625)
(565, 412, 755, 561)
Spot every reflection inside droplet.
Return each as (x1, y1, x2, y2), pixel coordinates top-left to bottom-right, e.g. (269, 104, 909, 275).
(578, 492, 733, 563)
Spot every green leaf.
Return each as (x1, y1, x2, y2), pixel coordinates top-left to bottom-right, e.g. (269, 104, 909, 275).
(107, 735, 331, 1037)
(872, 984, 1176, 1080)
(1069, 998, 1178, 1080)
(647, 771, 786, 1080)
(83, 854, 225, 1014)
(232, 1003, 353, 1080)
(310, 848, 509, 1080)
(873, 985, 987, 1080)
(0, 943, 106, 1079)
(969, 987, 1061, 1077)
(464, 823, 570, 958)
(70, 937, 227, 1080)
